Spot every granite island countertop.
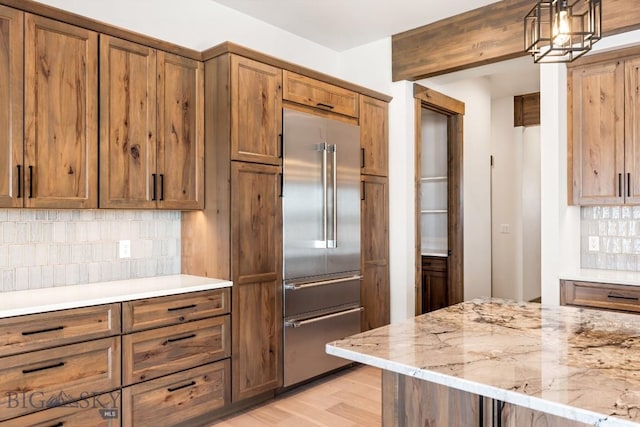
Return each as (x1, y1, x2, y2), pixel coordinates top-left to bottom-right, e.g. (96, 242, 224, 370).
(0, 274, 232, 318)
(327, 298, 640, 426)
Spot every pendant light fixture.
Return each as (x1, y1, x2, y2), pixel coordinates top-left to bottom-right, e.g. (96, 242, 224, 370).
(524, 0, 602, 63)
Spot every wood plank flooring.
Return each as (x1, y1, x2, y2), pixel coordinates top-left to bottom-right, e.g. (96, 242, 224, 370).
(213, 366, 381, 426)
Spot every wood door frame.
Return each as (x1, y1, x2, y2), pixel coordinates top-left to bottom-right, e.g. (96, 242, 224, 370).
(414, 84, 464, 315)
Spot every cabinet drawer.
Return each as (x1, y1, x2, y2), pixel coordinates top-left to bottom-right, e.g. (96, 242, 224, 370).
(283, 70, 359, 117)
(561, 280, 640, 313)
(0, 390, 120, 426)
(123, 315, 230, 385)
(0, 303, 120, 357)
(122, 359, 229, 427)
(422, 256, 447, 272)
(122, 288, 229, 332)
(0, 337, 121, 421)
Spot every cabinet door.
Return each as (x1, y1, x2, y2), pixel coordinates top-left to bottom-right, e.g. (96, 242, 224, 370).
(569, 60, 624, 205)
(231, 55, 282, 165)
(626, 57, 640, 204)
(0, 6, 23, 208)
(99, 35, 157, 209)
(157, 51, 204, 209)
(24, 15, 98, 208)
(360, 96, 388, 177)
(361, 175, 390, 331)
(231, 162, 282, 401)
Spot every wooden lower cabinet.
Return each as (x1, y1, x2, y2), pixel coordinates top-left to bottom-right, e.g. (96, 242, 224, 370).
(383, 371, 589, 427)
(0, 337, 120, 421)
(421, 255, 448, 313)
(122, 315, 230, 385)
(122, 360, 229, 427)
(0, 391, 121, 427)
(560, 280, 640, 313)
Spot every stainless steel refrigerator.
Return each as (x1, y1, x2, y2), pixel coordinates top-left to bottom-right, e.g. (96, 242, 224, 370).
(282, 107, 362, 387)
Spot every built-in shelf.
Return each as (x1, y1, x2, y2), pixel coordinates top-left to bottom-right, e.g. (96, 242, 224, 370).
(421, 210, 447, 214)
(421, 176, 447, 182)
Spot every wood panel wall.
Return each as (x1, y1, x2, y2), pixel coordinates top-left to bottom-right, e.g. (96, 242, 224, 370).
(392, 0, 640, 81)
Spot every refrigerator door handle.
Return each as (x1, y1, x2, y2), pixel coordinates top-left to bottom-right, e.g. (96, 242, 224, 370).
(285, 307, 363, 328)
(328, 143, 337, 249)
(322, 142, 328, 249)
(284, 274, 363, 291)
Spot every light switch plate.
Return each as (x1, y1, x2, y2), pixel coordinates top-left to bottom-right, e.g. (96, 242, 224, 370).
(499, 224, 510, 234)
(588, 236, 599, 251)
(118, 240, 131, 258)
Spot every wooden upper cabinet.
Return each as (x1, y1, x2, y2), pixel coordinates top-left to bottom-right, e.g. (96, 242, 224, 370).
(24, 14, 98, 209)
(156, 51, 204, 209)
(283, 70, 359, 118)
(0, 6, 23, 208)
(100, 35, 157, 209)
(360, 96, 388, 177)
(231, 55, 282, 165)
(230, 161, 282, 401)
(625, 57, 640, 204)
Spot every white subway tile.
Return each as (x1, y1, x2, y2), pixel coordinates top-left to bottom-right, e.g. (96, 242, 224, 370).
(66, 264, 79, 285)
(35, 210, 47, 220)
(2, 270, 15, 291)
(75, 222, 87, 242)
(53, 265, 65, 286)
(20, 210, 35, 221)
(0, 247, 6, 268)
(53, 222, 66, 242)
(2, 223, 16, 244)
(47, 210, 58, 220)
(41, 265, 53, 287)
(16, 221, 30, 243)
(0, 210, 7, 221)
(87, 222, 100, 241)
(15, 267, 28, 290)
(29, 266, 42, 289)
(7, 210, 20, 221)
(57, 210, 72, 221)
(89, 262, 101, 283)
(8, 245, 22, 267)
(57, 245, 70, 264)
(29, 222, 42, 242)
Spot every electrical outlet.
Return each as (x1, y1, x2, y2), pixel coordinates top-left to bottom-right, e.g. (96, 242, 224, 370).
(118, 240, 131, 258)
(588, 236, 600, 251)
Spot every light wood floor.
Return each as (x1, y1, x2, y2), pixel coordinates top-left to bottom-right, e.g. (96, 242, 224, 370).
(213, 366, 382, 426)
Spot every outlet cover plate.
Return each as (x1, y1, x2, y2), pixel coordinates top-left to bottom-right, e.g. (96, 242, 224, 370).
(588, 236, 599, 251)
(118, 240, 131, 258)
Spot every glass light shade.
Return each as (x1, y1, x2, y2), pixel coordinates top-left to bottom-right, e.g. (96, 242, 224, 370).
(524, 0, 601, 63)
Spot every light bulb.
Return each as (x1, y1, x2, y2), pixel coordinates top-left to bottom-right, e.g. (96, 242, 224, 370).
(553, 10, 571, 46)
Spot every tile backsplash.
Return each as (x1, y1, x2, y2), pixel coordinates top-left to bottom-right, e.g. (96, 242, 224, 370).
(0, 210, 181, 292)
(581, 206, 640, 271)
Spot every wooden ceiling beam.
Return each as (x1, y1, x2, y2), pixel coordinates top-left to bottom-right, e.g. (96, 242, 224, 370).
(392, 0, 640, 82)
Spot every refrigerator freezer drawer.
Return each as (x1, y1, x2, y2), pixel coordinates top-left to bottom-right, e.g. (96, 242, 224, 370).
(283, 306, 362, 387)
(284, 275, 361, 317)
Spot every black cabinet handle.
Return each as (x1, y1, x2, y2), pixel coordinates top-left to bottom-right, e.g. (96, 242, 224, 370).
(608, 292, 639, 301)
(23, 361, 65, 374)
(279, 173, 284, 198)
(28, 166, 33, 198)
(160, 174, 164, 201)
(165, 333, 196, 344)
(361, 181, 365, 201)
(22, 326, 64, 336)
(279, 133, 284, 159)
(317, 102, 334, 110)
(46, 423, 64, 427)
(361, 148, 365, 169)
(167, 304, 196, 312)
(16, 165, 21, 198)
(619, 173, 623, 197)
(628, 173, 631, 198)
(152, 174, 157, 201)
(167, 380, 196, 393)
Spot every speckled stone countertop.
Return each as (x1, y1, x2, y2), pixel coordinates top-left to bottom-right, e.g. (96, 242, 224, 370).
(327, 298, 640, 427)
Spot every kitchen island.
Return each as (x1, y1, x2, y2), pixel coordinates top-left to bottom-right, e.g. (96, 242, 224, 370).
(326, 298, 640, 426)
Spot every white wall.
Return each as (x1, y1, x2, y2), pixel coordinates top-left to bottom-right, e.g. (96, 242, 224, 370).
(338, 38, 392, 95)
(33, 0, 341, 76)
(522, 126, 541, 302)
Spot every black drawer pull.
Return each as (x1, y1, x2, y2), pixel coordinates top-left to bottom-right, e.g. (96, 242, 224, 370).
(317, 102, 335, 110)
(28, 165, 33, 198)
(46, 423, 64, 427)
(607, 292, 639, 301)
(22, 325, 64, 336)
(165, 333, 196, 344)
(167, 380, 196, 393)
(22, 362, 65, 374)
(167, 304, 196, 312)
(152, 173, 157, 201)
(16, 165, 22, 198)
(160, 174, 164, 201)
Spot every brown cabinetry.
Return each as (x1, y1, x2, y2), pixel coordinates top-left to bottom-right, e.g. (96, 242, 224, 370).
(230, 55, 282, 165)
(24, 14, 98, 209)
(568, 47, 640, 205)
(560, 280, 640, 313)
(283, 70, 359, 117)
(360, 96, 389, 176)
(0, 5, 23, 209)
(361, 175, 390, 330)
(100, 35, 204, 209)
(421, 256, 449, 313)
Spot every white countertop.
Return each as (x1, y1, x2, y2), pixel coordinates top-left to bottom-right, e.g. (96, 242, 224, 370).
(327, 298, 640, 427)
(0, 275, 232, 318)
(559, 268, 640, 287)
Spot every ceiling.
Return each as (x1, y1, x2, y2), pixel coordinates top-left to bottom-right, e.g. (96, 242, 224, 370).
(210, 0, 501, 51)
